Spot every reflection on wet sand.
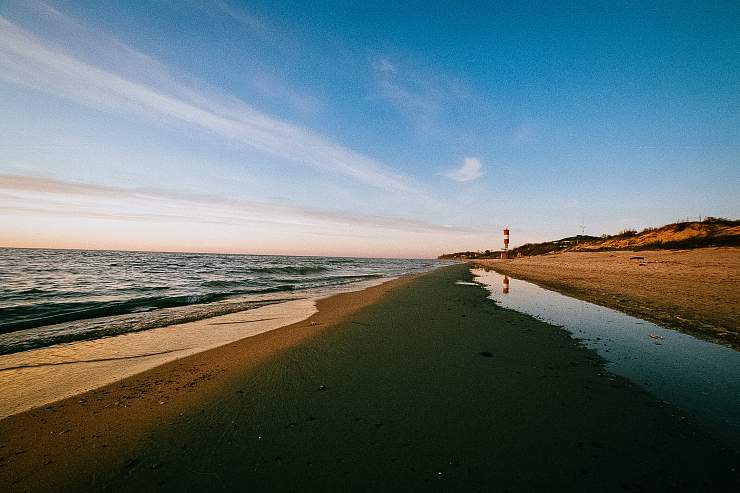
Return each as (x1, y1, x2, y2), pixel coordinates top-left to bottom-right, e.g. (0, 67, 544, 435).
(473, 268, 740, 448)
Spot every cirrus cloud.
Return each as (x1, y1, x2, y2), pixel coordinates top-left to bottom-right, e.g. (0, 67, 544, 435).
(445, 157, 483, 182)
(0, 11, 416, 195)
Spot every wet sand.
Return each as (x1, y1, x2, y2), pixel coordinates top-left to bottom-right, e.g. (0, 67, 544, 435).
(1, 265, 738, 492)
(0, 299, 316, 419)
(476, 247, 740, 349)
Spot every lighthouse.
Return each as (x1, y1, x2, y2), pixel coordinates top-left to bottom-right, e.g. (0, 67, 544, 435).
(501, 228, 510, 259)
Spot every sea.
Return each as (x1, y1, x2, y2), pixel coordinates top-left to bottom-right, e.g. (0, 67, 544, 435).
(0, 248, 448, 355)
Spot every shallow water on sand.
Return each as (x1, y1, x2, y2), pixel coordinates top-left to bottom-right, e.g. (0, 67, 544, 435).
(472, 268, 740, 448)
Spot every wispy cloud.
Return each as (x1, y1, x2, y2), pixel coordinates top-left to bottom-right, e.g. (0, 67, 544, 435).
(249, 71, 323, 116)
(209, 0, 271, 35)
(445, 157, 483, 182)
(373, 57, 398, 74)
(371, 55, 474, 135)
(511, 125, 533, 145)
(0, 174, 475, 235)
(510, 121, 543, 146)
(0, 9, 416, 194)
(372, 56, 440, 133)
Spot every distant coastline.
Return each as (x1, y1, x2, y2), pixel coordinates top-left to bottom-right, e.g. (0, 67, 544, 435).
(439, 217, 740, 260)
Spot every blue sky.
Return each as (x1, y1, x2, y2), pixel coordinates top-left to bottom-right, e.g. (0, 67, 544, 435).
(1, 0, 738, 257)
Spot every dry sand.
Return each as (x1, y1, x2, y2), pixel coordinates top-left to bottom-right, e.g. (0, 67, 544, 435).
(476, 247, 740, 349)
(1, 265, 737, 492)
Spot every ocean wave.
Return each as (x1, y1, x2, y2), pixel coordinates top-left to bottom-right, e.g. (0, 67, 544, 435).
(0, 284, 300, 334)
(0, 293, 225, 334)
(0, 249, 446, 354)
(1, 285, 170, 302)
(324, 273, 383, 280)
(246, 265, 330, 275)
(18, 288, 48, 295)
(201, 279, 258, 288)
(0, 297, 288, 355)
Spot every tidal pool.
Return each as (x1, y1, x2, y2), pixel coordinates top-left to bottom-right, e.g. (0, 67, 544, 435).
(472, 268, 740, 448)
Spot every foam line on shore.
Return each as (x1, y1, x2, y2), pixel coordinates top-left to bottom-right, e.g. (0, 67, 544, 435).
(0, 274, 403, 419)
(0, 299, 317, 419)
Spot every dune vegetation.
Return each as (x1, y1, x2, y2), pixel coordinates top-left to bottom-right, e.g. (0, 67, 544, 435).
(439, 218, 740, 259)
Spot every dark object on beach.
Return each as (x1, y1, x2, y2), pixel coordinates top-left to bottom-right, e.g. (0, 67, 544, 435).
(630, 256, 645, 260)
(479, 351, 493, 358)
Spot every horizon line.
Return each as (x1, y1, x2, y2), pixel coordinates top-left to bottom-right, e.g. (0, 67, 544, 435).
(0, 244, 446, 261)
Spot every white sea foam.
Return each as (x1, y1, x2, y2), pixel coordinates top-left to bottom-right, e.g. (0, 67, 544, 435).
(0, 299, 316, 418)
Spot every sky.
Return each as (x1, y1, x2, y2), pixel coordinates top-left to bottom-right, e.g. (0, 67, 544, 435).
(0, 0, 738, 258)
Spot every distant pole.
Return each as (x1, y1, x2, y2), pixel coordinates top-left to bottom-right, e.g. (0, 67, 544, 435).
(501, 228, 510, 259)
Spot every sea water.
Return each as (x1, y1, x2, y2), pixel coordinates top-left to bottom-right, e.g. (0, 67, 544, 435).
(0, 248, 447, 355)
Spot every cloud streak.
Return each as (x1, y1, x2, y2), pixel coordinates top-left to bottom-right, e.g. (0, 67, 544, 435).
(209, 0, 271, 35)
(0, 174, 475, 235)
(0, 11, 415, 194)
(371, 55, 475, 135)
(445, 157, 483, 182)
(372, 57, 440, 133)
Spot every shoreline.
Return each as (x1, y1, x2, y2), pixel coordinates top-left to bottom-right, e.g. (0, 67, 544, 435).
(475, 247, 740, 350)
(0, 271, 422, 492)
(0, 299, 316, 419)
(1, 264, 737, 491)
(0, 275, 403, 419)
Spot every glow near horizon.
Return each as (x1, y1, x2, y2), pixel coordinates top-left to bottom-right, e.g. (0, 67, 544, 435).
(0, 1, 738, 258)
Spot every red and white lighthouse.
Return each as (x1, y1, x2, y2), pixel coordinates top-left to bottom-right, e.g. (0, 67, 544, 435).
(501, 228, 510, 259)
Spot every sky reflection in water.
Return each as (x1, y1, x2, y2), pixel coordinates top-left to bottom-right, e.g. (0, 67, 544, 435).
(473, 268, 740, 448)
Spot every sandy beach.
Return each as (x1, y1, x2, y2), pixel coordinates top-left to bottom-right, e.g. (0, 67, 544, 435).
(4, 1, 738, 490)
(476, 247, 740, 349)
(0, 299, 316, 419)
(1, 264, 737, 492)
